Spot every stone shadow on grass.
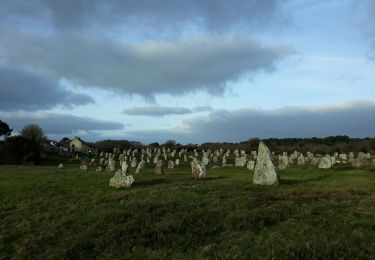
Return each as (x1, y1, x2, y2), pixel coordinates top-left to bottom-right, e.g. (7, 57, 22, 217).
(280, 175, 330, 185)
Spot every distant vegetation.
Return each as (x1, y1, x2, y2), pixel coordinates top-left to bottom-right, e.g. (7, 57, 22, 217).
(1, 119, 375, 165)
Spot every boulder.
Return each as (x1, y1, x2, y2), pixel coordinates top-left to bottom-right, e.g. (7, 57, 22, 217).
(318, 157, 332, 169)
(191, 158, 207, 179)
(57, 163, 64, 169)
(109, 170, 134, 188)
(253, 141, 280, 185)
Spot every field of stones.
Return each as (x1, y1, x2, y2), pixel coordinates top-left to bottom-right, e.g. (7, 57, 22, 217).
(1, 142, 375, 258)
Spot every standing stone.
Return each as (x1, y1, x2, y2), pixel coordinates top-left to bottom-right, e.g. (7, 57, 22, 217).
(57, 163, 64, 169)
(135, 160, 146, 174)
(297, 155, 305, 166)
(253, 141, 280, 185)
(109, 170, 134, 188)
(107, 158, 116, 172)
(191, 158, 207, 179)
(131, 157, 138, 168)
(154, 160, 164, 175)
(278, 156, 289, 170)
(246, 160, 255, 171)
(121, 161, 128, 174)
(318, 157, 332, 169)
(175, 158, 180, 166)
(168, 160, 175, 169)
(80, 164, 88, 171)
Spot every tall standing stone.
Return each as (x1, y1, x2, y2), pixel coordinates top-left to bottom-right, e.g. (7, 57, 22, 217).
(191, 158, 207, 179)
(154, 160, 164, 175)
(253, 141, 280, 185)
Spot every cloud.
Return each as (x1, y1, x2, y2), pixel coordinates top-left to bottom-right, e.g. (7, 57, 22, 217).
(0, 64, 94, 111)
(0, 112, 124, 136)
(0, 31, 294, 97)
(193, 106, 213, 112)
(125, 100, 375, 143)
(0, 0, 285, 33)
(122, 106, 192, 117)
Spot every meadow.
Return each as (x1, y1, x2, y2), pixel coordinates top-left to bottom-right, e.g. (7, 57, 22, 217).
(1, 163, 375, 259)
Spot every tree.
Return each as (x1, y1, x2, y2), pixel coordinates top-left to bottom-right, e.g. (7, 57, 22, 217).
(21, 124, 46, 164)
(0, 120, 12, 137)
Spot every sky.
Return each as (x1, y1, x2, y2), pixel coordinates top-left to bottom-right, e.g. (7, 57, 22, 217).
(1, 0, 375, 144)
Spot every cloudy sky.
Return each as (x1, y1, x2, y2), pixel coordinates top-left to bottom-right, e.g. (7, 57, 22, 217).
(1, 0, 375, 144)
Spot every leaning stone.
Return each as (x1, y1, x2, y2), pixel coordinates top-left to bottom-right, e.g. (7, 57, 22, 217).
(253, 141, 280, 186)
(191, 158, 207, 179)
(135, 160, 146, 174)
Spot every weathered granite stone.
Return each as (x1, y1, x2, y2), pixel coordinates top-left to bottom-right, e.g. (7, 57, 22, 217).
(168, 160, 175, 169)
(278, 156, 288, 170)
(253, 141, 280, 185)
(107, 158, 116, 172)
(297, 155, 305, 166)
(318, 157, 332, 169)
(109, 170, 134, 188)
(80, 164, 88, 171)
(191, 158, 207, 179)
(247, 160, 255, 171)
(135, 160, 145, 174)
(154, 160, 164, 175)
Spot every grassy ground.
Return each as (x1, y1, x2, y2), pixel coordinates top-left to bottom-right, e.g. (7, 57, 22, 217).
(1, 163, 375, 259)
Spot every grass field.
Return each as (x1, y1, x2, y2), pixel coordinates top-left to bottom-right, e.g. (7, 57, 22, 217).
(1, 163, 375, 259)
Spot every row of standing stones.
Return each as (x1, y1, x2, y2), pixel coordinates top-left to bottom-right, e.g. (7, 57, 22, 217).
(58, 141, 374, 188)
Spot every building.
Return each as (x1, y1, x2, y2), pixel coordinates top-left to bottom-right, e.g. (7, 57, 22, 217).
(69, 137, 93, 154)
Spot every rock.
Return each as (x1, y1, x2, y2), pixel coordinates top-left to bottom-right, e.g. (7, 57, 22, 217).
(318, 157, 332, 169)
(121, 161, 128, 174)
(107, 158, 116, 172)
(235, 157, 245, 167)
(135, 160, 146, 174)
(168, 160, 175, 169)
(109, 170, 134, 188)
(247, 160, 255, 171)
(154, 160, 164, 175)
(131, 157, 138, 168)
(352, 158, 361, 168)
(311, 157, 320, 166)
(96, 166, 103, 172)
(253, 141, 280, 185)
(80, 164, 88, 171)
(278, 156, 288, 170)
(57, 163, 64, 169)
(297, 155, 305, 166)
(191, 158, 207, 179)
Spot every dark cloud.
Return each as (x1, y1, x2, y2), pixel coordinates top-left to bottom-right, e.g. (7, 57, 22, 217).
(0, 0, 284, 32)
(0, 64, 94, 111)
(0, 31, 294, 97)
(126, 101, 375, 143)
(0, 112, 124, 135)
(122, 106, 192, 117)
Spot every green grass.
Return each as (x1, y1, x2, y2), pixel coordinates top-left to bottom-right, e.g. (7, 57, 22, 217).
(1, 164, 375, 259)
